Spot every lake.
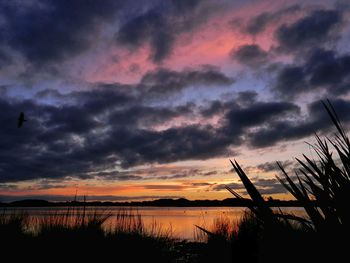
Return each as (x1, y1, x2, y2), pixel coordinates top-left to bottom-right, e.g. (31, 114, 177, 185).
(2, 206, 304, 240)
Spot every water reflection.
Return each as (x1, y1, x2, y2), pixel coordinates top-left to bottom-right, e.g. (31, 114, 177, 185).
(3, 206, 304, 240)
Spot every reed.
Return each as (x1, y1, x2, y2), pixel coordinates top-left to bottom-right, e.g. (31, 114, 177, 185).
(224, 100, 350, 262)
(0, 207, 177, 262)
(0, 209, 28, 238)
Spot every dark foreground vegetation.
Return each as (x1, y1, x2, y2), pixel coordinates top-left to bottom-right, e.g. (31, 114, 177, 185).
(1, 101, 349, 263)
(215, 100, 350, 263)
(0, 207, 232, 263)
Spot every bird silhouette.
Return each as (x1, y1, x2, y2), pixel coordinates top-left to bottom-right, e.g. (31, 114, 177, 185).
(17, 112, 27, 128)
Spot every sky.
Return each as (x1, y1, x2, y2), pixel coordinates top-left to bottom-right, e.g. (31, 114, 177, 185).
(1, 0, 350, 202)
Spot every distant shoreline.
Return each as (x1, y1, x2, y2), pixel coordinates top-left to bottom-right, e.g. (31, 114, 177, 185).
(0, 197, 307, 207)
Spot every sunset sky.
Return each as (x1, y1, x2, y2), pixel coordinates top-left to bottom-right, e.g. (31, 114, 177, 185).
(1, 0, 350, 202)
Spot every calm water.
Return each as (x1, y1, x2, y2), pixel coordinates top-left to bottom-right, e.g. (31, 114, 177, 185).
(3, 206, 304, 240)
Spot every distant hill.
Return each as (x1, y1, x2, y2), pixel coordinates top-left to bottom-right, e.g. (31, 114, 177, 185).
(0, 198, 304, 207)
(8, 199, 51, 207)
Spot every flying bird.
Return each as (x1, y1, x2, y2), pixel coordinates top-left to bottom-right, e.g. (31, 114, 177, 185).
(17, 112, 27, 128)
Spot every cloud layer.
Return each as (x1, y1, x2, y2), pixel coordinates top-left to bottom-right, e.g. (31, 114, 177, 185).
(0, 1, 350, 201)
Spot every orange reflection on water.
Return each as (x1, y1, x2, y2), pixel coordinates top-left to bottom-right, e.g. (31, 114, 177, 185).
(7, 206, 306, 240)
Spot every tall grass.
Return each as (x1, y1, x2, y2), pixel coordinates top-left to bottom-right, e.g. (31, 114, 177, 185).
(0, 206, 173, 239)
(0, 207, 177, 262)
(105, 208, 173, 241)
(195, 215, 235, 243)
(0, 210, 28, 239)
(33, 207, 111, 244)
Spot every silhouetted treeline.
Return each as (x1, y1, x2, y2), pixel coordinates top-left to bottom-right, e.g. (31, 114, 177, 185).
(0, 197, 307, 207)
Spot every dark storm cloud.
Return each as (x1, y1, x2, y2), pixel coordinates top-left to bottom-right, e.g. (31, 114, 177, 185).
(2, 78, 349, 184)
(115, 0, 214, 62)
(249, 121, 310, 148)
(142, 67, 233, 86)
(195, 100, 301, 155)
(253, 178, 278, 187)
(201, 171, 218, 176)
(140, 67, 234, 95)
(72, 85, 137, 113)
(96, 167, 212, 181)
(171, 0, 201, 13)
(211, 182, 244, 191)
(231, 44, 268, 67)
(275, 9, 343, 53)
(236, 91, 258, 105)
(53, 66, 233, 102)
(92, 171, 143, 181)
(252, 178, 288, 195)
(0, 0, 122, 66)
(257, 185, 288, 195)
(200, 100, 229, 117)
(0, 92, 135, 182)
(212, 178, 287, 195)
(154, 169, 217, 180)
(305, 49, 350, 92)
(273, 66, 307, 98)
(105, 125, 232, 168)
(249, 98, 350, 148)
(0, 0, 217, 70)
(223, 101, 299, 131)
(108, 103, 194, 128)
(0, 87, 303, 183)
(200, 91, 285, 119)
(116, 10, 173, 62)
(273, 48, 350, 98)
(35, 89, 67, 100)
(256, 160, 293, 173)
(245, 5, 301, 35)
(0, 91, 228, 182)
(262, 7, 348, 99)
(0, 48, 12, 69)
(156, 169, 200, 180)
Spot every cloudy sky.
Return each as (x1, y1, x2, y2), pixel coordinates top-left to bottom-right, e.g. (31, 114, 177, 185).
(1, 0, 350, 202)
